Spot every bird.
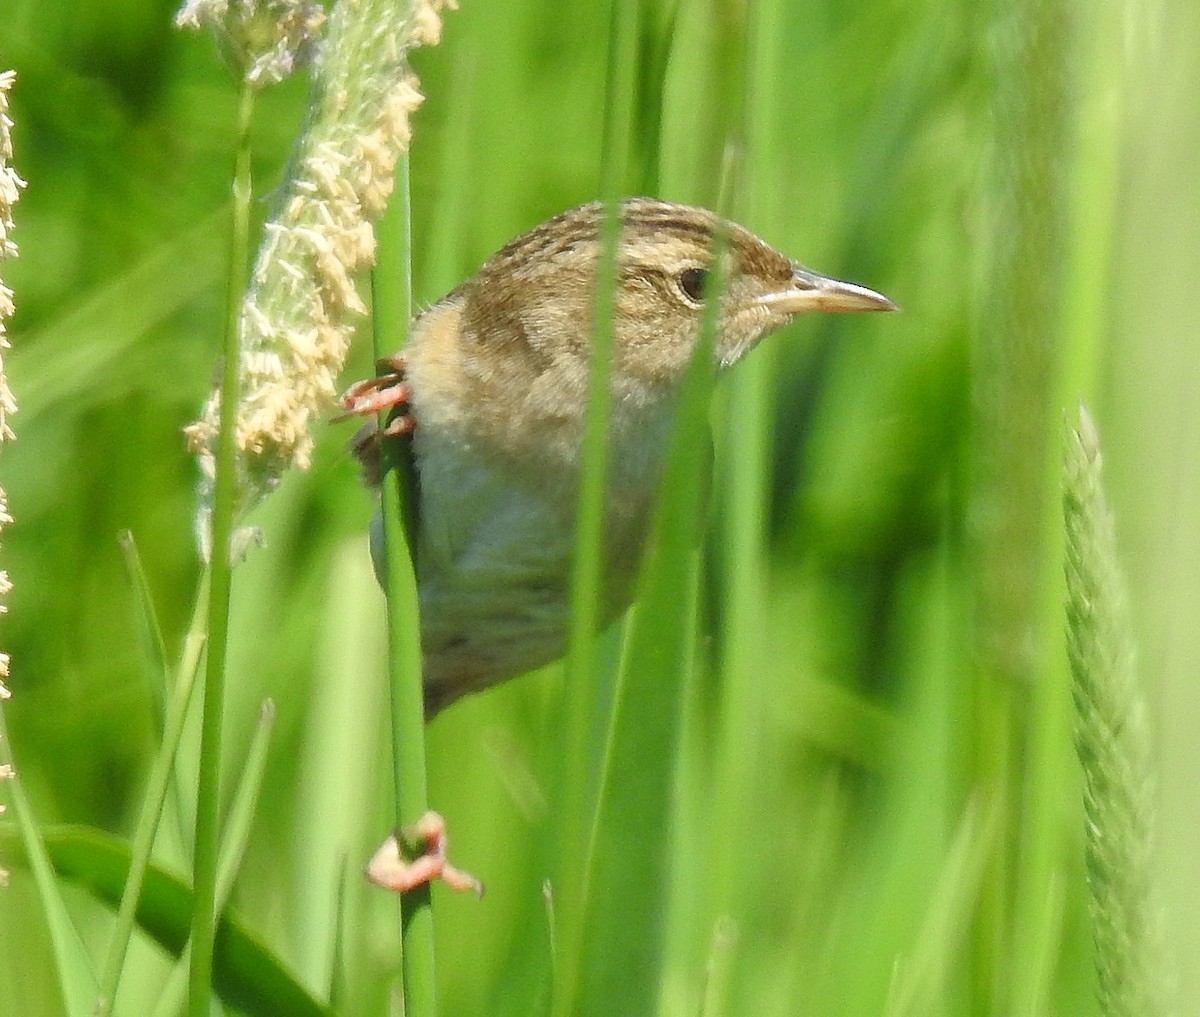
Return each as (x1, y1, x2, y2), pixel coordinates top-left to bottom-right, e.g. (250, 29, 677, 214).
(339, 197, 897, 719)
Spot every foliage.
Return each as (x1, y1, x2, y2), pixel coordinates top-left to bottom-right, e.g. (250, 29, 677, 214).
(2, 0, 1198, 1015)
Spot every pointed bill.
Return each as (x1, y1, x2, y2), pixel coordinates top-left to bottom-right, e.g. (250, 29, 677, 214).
(759, 266, 899, 315)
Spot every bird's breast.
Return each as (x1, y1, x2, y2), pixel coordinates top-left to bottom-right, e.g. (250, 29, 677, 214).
(397, 297, 679, 712)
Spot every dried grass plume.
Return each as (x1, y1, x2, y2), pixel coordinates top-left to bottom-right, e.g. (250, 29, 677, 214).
(183, 0, 458, 535)
(176, 0, 326, 85)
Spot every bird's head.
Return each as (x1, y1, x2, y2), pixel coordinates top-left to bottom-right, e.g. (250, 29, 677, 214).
(457, 198, 896, 405)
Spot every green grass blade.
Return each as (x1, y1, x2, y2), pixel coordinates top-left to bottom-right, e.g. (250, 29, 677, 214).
(0, 709, 98, 1017)
(570, 315, 714, 1017)
(883, 795, 1001, 1017)
(150, 699, 277, 1017)
(328, 863, 352, 1017)
(0, 823, 334, 1017)
(969, 0, 1075, 1008)
(93, 564, 208, 1017)
(551, 2, 639, 1014)
(568, 192, 732, 1017)
(117, 530, 170, 725)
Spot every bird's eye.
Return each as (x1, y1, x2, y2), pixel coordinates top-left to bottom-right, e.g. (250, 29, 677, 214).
(678, 267, 709, 304)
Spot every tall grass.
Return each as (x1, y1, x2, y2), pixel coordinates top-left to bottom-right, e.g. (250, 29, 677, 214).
(1, 0, 1197, 1015)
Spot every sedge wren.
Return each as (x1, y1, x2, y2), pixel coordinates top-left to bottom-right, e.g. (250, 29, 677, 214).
(340, 198, 896, 717)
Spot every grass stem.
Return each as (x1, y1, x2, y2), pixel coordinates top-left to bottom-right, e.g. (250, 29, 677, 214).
(188, 75, 256, 1017)
(551, 3, 637, 1014)
(371, 152, 437, 1017)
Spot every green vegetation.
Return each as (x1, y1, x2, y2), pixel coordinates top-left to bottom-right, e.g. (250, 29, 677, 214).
(2, 0, 1197, 1015)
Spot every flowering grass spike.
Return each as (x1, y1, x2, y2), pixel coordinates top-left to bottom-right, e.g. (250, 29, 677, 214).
(183, 0, 458, 538)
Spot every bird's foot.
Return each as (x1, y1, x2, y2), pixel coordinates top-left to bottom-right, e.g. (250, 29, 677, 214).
(335, 355, 415, 438)
(366, 811, 484, 898)
(337, 356, 415, 486)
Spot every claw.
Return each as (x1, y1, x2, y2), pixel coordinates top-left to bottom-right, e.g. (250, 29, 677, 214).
(334, 377, 412, 421)
(334, 355, 413, 426)
(381, 413, 416, 438)
(366, 811, 484, 898)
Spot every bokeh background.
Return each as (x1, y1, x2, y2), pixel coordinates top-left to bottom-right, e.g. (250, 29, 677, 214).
(2, 0, 1199, 1015)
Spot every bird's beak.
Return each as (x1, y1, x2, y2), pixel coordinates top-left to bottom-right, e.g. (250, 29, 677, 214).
(759, 266, 899, 315)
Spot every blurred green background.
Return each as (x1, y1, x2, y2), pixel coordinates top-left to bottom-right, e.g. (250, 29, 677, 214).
(2, 0, 1199, 1015)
